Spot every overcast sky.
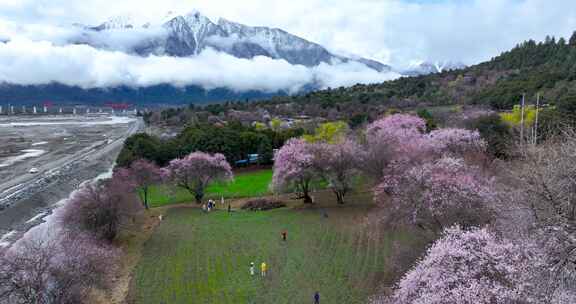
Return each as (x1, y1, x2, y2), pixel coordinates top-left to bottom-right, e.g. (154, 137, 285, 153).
(1, 0, 575, 67)
(0, 0, 574, 92)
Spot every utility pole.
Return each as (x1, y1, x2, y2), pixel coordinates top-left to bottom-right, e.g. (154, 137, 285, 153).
(534, 93, 540, 145)
(520, 93, 525, 147)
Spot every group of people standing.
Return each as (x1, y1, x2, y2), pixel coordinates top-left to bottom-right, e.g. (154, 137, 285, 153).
(247, 231, 320, 303)
(202, 197, 234, 213)
(202, 198, 226, 213)
(249, 262, 267, 277)
(202, 200, 214, 212)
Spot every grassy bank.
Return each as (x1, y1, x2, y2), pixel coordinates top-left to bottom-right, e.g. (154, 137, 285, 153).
(147, 169, 273, 208)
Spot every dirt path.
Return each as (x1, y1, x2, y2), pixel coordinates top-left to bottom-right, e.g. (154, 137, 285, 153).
(94, 209, 163, 304)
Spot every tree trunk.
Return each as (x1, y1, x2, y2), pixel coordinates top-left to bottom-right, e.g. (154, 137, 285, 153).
(194, 183, 205, 205)
(303, 192, 313, 204)
(335, 191, 345, 204)
(105, 220, 117, 242)
(194, 193, 203, 204)
(301, 179, 313, 204)
(143, 188, 149, 210)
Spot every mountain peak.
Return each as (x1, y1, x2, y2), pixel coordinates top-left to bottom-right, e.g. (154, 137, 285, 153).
(217, 18, 242, 29)
(93, 15, 135, 31)
(183, 10, 212, 24)
(77, 13, 392, 72)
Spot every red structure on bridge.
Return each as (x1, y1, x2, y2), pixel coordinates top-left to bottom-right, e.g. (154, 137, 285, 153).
(104, 102, 132, 110)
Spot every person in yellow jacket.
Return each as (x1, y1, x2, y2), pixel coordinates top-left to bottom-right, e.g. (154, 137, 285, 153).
(261, 262, 267, 277)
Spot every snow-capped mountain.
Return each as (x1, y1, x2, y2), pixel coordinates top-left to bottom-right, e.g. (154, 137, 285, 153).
(73, 11, 391, 72)
(90, 16, 136, 31)
(403, 61, 467, 76)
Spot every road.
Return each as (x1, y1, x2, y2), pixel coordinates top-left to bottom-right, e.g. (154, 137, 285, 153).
(0, 115, 144, 246)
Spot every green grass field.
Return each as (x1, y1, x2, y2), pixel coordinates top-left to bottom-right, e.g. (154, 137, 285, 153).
(130, 202, 417, 304)
(147, 169, 273, 208)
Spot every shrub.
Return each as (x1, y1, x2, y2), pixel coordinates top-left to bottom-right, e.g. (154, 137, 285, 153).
(241, 198, 286, 211)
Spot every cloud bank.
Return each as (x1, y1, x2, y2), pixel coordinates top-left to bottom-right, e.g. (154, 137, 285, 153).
(2, 0, 574, 92)
(2, 0, 576, 69)
(0, 38, 400, 92)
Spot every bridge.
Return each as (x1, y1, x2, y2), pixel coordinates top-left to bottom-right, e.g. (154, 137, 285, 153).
(0, 102, 140, 116)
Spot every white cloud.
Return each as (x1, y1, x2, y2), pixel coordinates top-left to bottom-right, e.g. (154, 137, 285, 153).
(0, 0, 575, 87)
(76, 27, 169, 52)
(313, 61, 400, 89)
(2, 0, 575, 67)
(0, 38, 399, 92)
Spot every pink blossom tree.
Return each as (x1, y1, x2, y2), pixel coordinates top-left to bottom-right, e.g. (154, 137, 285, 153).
(366, 114, 427, 142)
(165, 152, 233, 204)
(272, 138, 318, 203)
(115, 158, 164, 210)
(364, 114, 488, 180)
(312, 139, 363, 204)
(364, 114, 432, 179)
(0, 232, 120, 304)
(427, 128, 487, 161)
(375, 156, 496, 231)
(382, 226, 537, 304)
(59, 176, 142, 242)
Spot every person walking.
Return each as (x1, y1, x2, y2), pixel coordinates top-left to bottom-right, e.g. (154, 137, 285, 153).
(249, 262, 255, 276)
(228, 203, 231, 213)
(314, 291, 320, 304)
(261, 262, 267, 277)
(202, 203, 207, 213)
(281, 230, 287, 241)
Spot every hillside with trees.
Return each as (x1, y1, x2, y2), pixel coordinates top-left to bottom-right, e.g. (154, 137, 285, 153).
(144, 32, 576, 129)
(270, 32, 576, 111)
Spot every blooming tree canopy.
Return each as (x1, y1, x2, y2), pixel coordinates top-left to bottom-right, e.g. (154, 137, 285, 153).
(312, 139, 363, 204)
(59, 177, 142, 242)
(386, 226, 535, 304)
(364, 114, 432, 179)
(364, 114, 487, 179)
(272, 138, 318, 203)
(364, 114, 576, 304)
(427, 128, 486, 156)
(165, 152, 233, 204)
(0, 232, 120, 304)
(115, 158, 164, 210)
(366, 114, 427, 143)
(375, 156, 496, 231)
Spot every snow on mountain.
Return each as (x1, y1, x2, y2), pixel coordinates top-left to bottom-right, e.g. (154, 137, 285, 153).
(73, 11, 391, 71)
(91, 16, 136, 31)
(215, 17, 332, 66)
(403, 61, 466, 76)
(434, 61, 466, 73)
(159, 12, 226, 56)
